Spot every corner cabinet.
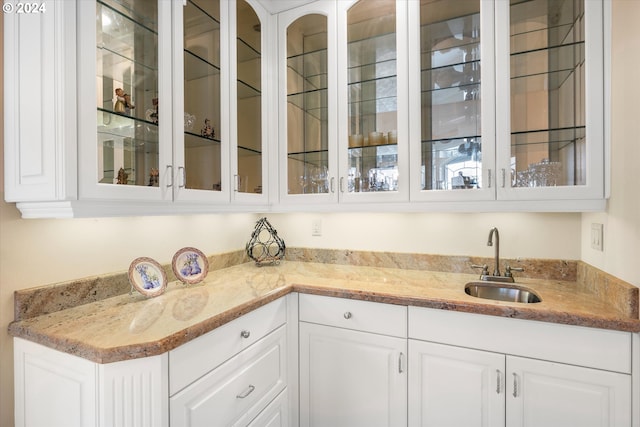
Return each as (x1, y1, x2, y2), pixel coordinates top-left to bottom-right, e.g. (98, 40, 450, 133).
(4, 0, 270, 218)
(13, 296, 293, 427)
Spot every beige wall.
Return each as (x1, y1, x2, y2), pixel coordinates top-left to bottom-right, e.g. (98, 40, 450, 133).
(581, 0, 640, 287)
(1, 1, 638, 425)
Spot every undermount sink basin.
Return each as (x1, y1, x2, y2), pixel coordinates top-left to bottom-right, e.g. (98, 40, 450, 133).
(465, 282, 542, 303)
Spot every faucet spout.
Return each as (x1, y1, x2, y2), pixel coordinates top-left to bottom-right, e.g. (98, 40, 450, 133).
(487, 227, 500, 276)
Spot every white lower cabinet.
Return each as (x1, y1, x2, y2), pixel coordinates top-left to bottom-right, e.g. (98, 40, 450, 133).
(409, 307, 633, 427)
(170, 325, 288, 427)
(408, 340, 505, 427)
(507, 356, 631, 427)
(298, 294, 408, 427)
(409, 340, 631, 427)
(13, 338, 168, 427)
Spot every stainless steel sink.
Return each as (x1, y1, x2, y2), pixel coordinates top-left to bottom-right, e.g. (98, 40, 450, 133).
(465, 282, 542, 303)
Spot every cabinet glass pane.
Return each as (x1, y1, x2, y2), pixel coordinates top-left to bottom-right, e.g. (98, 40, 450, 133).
(184, 0, 221, 191)
(96, 0, 159, 187)
(237, 0, 262, 194)
(347, 0, 398, 193)
(510, 0, 585, 188)
(287, 15, 329, 195)
(420, 0, 482, 191)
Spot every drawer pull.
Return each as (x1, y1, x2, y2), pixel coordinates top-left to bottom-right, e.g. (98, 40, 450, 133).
(343, 312, 352, 319)
(236, 384, 255, 399)
(512, 373, 519, 398)
(240, 330, 250, 338)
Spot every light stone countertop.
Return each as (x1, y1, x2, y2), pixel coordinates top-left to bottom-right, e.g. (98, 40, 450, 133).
(8, 261, 640, 364)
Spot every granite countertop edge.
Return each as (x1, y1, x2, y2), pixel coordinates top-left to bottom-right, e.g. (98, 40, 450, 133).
(8, 261, 640, 364)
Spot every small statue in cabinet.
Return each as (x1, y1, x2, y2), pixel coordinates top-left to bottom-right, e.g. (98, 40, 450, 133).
(114, 88, 135, 115)
(201, 118, 215, 139)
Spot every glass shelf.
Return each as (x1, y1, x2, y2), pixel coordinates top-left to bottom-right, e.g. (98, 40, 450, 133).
(287, 89, 328, 121)
(184, 49, 220, 81)
(238, 79, 260, 100)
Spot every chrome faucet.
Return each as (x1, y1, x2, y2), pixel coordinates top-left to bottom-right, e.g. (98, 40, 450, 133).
(487, 227, 500, 276)
(471, 227, 523, 283)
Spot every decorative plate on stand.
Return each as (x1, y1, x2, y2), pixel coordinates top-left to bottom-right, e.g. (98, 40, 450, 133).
(172, 247, 209, 285)
(128, 257, 168, 297)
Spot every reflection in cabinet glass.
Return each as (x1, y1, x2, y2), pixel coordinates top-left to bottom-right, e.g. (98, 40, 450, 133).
(287, 15, 329, 195)
(96, 0, 159, 187)
(237, 0, 262, 194)
(183, 0, 221, 192)
(420, 0, 482, 192)
(347, 0, 398, 194)
(510, 0, 585, 189)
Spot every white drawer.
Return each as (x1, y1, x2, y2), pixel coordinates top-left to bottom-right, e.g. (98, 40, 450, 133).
(170, 325, 287, 427)
(409, 306, 632, 373)
(299, 293, 407, 338)
(170, 297, 286, 395)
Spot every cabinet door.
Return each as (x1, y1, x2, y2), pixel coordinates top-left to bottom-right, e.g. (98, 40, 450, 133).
(495, 0, 605, 202)
(506, 356, 631, 427)
(78, 0, 173, 201)
(337, 0, 410, 203)
(231, 0, 270, 203)
(278, 2, 339, 205)
(408, 340, 505, 427)
(408, 0, 496, 202)
(172, 0, 230, 202)
(14, 338, 97, 427)
(299, 322, 407, 427)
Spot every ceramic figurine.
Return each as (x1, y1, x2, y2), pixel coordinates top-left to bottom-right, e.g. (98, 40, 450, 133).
(114, 88, 135, 115)
(148, 167, 159, 186)
(117, 167, 128, 184)
(201, 118, 215, 139)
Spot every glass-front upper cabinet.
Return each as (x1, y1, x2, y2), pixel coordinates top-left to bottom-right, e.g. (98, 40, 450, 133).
(232, 0, 268, 201)
(495, 0, 604, 201)
(79, 0, 172, 201)
(279, 3, 337, 204)
(338, 0, 409, 203)
(174, 0, 227, 202)
(409, 0, 495, 202)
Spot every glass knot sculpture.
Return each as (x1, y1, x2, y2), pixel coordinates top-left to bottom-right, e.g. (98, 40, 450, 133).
(246, 217, 286, 266)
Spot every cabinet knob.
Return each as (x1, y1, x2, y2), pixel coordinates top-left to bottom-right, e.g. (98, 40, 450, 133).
(343, 312, 352, 319)
(240, 330, 250, 338)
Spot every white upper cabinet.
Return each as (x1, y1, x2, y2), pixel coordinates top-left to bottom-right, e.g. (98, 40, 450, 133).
(5, 0, 269, 217)
(408, 0, 496, 203)
(3, 0, 609, 217)
(77, 0, 173, 202)
(278, 1, 338, 205)
(277, 0, 410, 207)
(409, 0, 606, 210)
(495, 0, 605, 204)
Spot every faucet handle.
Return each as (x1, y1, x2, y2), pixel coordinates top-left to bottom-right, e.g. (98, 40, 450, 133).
(505, 264, 524, 278)
(471, 264, 489, 276)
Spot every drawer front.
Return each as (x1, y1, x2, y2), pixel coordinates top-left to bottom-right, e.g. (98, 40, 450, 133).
(170, 325, 287, 427)
(170, 297, 286, 395)
(409, 306, 632, 373)
(299, 293, 407, 338)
